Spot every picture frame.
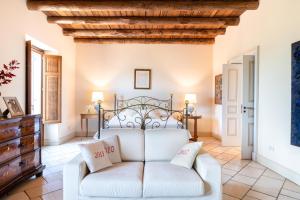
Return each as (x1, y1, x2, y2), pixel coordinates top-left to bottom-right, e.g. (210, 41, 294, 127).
(215, 74, 222, 105)
(3, 97, 24, 117)
(134, 69, 151, 89)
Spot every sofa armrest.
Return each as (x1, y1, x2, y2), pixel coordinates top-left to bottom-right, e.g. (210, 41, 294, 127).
(63, 154, 88, 200)
(194, 152, 222, 200)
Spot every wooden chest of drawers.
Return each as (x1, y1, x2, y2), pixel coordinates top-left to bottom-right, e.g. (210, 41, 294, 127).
(0, 115, 45, 195)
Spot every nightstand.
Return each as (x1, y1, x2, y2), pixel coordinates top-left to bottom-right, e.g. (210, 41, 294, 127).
(188, 115, 202, 141)
(81, 113, 97, 137)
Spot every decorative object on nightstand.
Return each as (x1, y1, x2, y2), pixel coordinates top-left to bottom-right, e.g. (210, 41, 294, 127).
(184, 93, 197, 115)
(188, 115, 202, 141)
(92, 91, 104, 139)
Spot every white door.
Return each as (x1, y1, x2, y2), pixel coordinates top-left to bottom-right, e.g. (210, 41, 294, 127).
(222, 64, 243, 146)
(241, 56, 255, 159)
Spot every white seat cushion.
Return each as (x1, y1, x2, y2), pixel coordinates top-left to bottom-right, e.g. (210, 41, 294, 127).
(80, 162, 143, 198)
(143, 162, 205, 197)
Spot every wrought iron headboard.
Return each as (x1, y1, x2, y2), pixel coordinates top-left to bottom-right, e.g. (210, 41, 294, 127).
(114, 94, 173, 111)
(96, 95, 188, 139)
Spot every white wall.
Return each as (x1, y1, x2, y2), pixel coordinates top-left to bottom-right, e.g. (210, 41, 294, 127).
(0, 0, 76, 144)
(76, 44, 213, 136)
(212, 0, 300, 184)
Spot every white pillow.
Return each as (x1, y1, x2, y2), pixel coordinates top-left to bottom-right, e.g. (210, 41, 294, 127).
(170, 142, 203, 169)
(100, 135, 122, 164)
(79, 141, 112, 173)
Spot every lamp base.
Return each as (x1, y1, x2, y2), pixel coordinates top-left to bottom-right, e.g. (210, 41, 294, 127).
(188, 105, 195, 115)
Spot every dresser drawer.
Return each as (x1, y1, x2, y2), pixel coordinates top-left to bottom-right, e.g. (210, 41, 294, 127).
(20, 133, 40, 154)
(20, 117, 40, 136)
(0, 157, 21, 188)
(0, 122, 21, 143)
(0, 139, 20, 165)
(20, 117, 40, 128)
(20, 150, 40, 173)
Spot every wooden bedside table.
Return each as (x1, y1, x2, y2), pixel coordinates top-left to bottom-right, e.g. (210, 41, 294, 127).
(81, 113, 97, 137)
(188, 115, 202, 141)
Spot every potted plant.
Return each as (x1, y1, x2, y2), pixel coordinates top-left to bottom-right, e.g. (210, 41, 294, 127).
(0, 59, 20, 117)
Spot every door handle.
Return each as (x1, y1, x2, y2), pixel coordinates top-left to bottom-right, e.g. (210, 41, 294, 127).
(241, 105, 254, 113)
(244, 106, 254, 110)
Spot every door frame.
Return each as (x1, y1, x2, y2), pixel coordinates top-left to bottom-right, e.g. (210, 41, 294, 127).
(228, 46, 260, 161)
(26, 41, 45, 145)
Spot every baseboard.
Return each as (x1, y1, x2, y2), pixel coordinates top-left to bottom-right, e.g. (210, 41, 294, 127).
(196, 132, 212, 137)
(212, 132, 222, 141)
(44, 132, 76, 146)
(257, 154, 300, 185)
(75, 131, 95, 137)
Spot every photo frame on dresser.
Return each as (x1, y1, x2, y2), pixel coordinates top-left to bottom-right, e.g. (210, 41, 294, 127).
(134, 69, 151, 89)
(3, 97, 24, 117)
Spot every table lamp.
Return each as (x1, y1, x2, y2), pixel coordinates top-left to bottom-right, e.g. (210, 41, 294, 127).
(92, 91, 104, 139)
(184, 93, 197, 115)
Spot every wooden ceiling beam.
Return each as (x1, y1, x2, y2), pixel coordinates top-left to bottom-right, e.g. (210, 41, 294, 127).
(63, 28, 226, 38)
(74, 38, 215, 44)
(48, 16, 239, 27)
(27, 0, 259, 12)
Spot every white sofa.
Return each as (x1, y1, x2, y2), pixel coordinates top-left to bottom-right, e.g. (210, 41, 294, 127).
(64, 129, 222, 200)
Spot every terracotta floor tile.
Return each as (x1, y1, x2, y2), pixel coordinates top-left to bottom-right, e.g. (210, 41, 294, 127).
(223, 180, 250, 199)
(41, 189, 63, 200)
(25, 180, 62, 199)
(8, 177, 47, 195)
(252, 176, 285, 197)
(239, 165, 265, 179)
(246, 190, 276, 200)
(2, 192, 30, 200)
(280, 189, 300, 199)
(263, 169, 285, 181)
(283, 180, 300, 193)
(222, 194, 240, 200)
(232, 174, 257, 186)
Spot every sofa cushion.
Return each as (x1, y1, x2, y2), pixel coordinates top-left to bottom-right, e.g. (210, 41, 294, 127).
(94, 128, 144, 161)
(145, 129, 190, 161)
(80, 162, 144, 198)
(143, 162, 205, 197)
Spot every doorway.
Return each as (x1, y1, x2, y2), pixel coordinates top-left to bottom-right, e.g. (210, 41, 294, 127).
(26, 41, 44, 144)
(29, 46, 43, 115)
(222, 47, 259, 160)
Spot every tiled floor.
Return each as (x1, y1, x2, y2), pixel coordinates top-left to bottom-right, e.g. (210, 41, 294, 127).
(1, 137, 300, 200)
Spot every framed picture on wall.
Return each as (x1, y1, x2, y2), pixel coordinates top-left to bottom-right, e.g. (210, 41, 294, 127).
(3, 97, 24, 117)
(134, 69, 151, 89)
(215, 74, 222, 104)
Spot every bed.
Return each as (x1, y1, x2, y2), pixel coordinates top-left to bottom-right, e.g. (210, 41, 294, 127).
(99, 94, 188, 133)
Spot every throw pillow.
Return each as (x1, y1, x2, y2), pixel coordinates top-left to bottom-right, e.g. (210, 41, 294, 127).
(101, 135, 122, 164)
(79, 141, 112, 173)
(170, 142, 203, 169)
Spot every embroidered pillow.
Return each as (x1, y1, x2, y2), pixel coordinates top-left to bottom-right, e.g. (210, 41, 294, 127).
(79, 141, 112, 173)
(170, 142, 203, 169)
(100, 135, 122, 164)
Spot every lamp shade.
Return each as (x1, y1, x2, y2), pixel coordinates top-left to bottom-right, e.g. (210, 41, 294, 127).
(92, 91, 104, 103)
(184, 93, 197, 104)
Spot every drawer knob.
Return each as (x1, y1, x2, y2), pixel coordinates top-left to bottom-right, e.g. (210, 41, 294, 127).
(19, 161, 26, 166)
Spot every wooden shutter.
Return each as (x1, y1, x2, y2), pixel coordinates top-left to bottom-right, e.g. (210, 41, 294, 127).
(43, 55, 62, 124)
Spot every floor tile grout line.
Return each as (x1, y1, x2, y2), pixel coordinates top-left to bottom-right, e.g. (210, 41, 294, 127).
(277, 179, 287, 199)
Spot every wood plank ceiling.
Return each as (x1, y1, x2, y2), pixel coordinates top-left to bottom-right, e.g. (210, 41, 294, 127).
(26, 0, 259, 44)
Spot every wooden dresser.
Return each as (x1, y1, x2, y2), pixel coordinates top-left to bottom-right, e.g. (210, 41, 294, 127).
(0, 115, 45, 195)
